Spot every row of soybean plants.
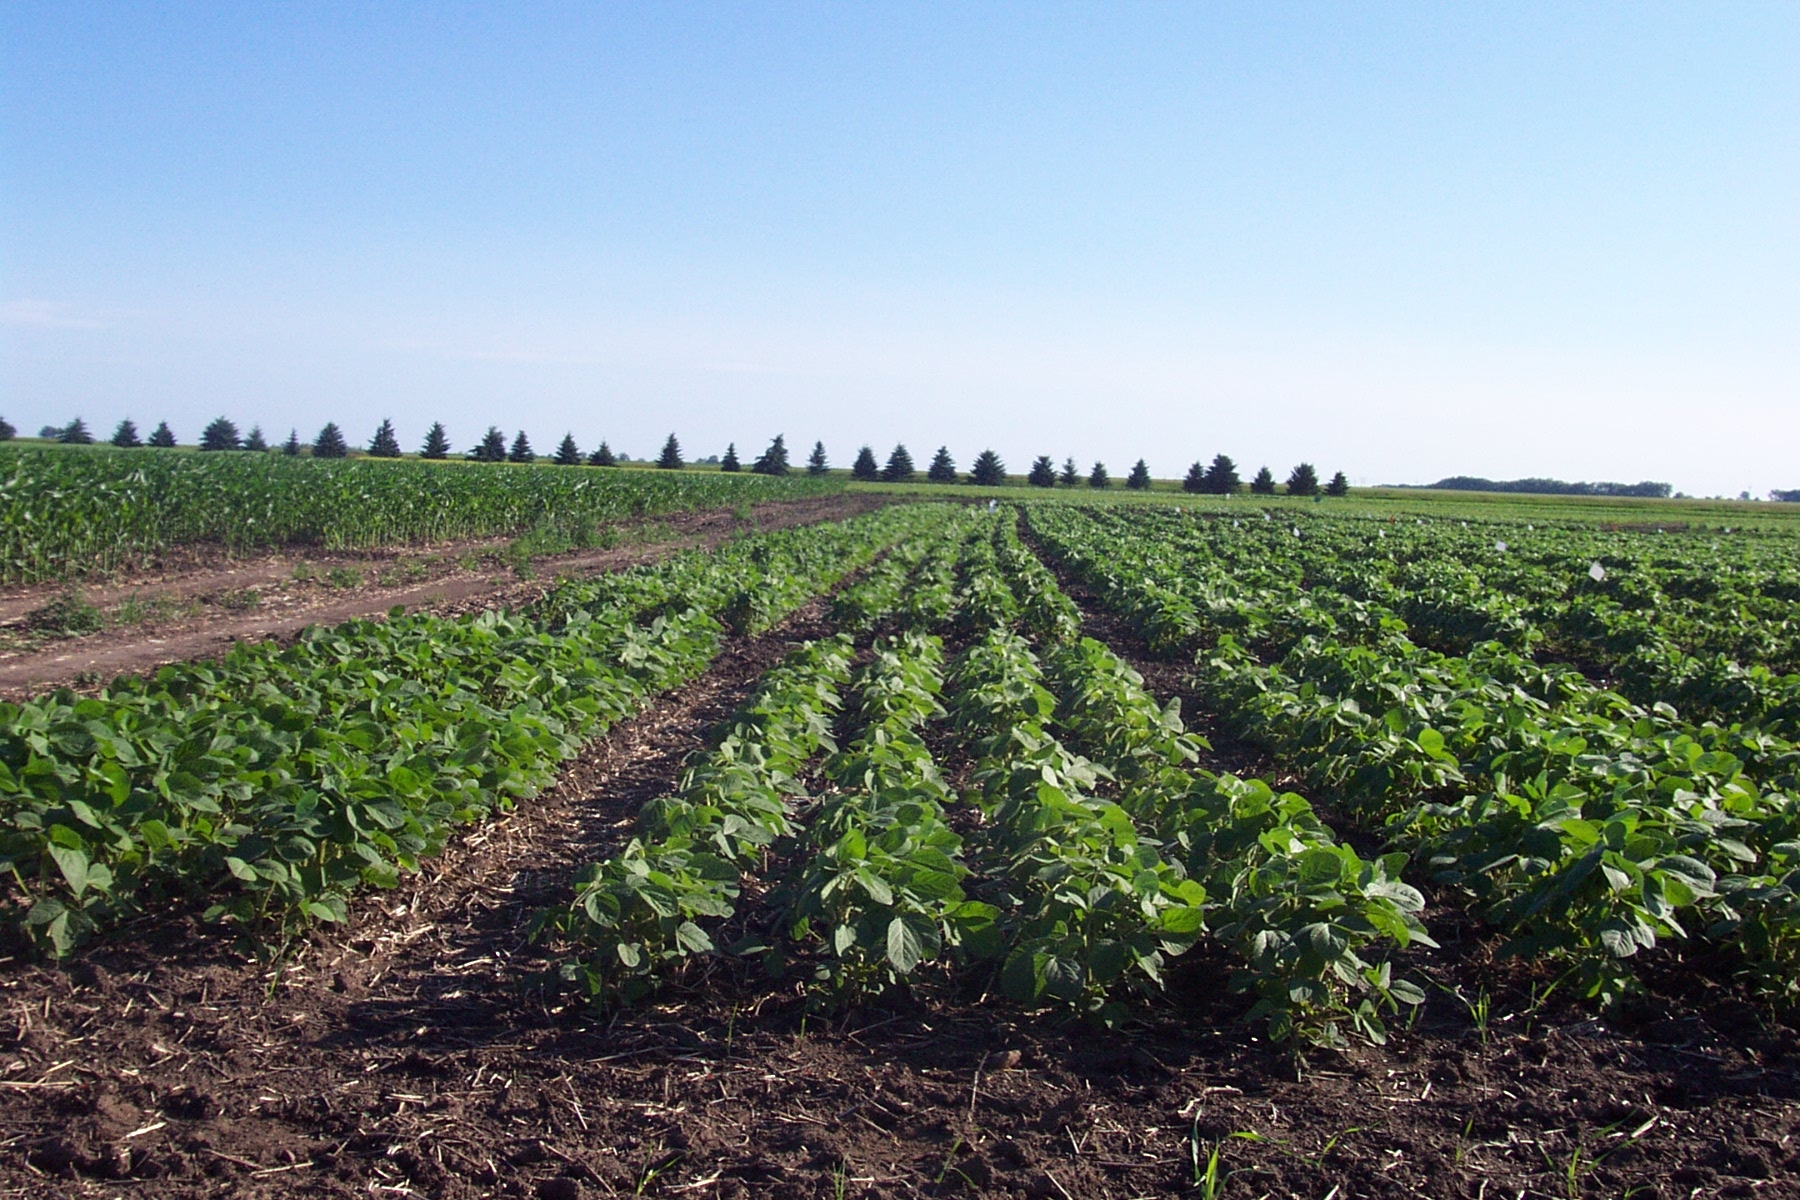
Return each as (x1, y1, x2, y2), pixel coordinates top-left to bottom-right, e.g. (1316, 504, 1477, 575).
(0, 503, 953, 956)
(1025, 504, 1800, 1006)
(0, 443, 839, 583)
(1135, 502, 1800, 741)
(544, 508, 1434, 1047)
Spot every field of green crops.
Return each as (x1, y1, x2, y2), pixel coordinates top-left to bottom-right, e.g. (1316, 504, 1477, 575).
(0, 443, 838, 583)
(5, 493, 1800, 1050)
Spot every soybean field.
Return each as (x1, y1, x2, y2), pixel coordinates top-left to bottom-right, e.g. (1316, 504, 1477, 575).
(3, 497, 1799, 1199)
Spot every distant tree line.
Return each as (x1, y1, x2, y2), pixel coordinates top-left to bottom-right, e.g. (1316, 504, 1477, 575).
(1417, 476, 1673, 499)
(0, 417, 1365, 495)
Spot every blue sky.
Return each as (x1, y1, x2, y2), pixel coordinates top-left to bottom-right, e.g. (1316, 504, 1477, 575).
(3, 3, 1795, 494)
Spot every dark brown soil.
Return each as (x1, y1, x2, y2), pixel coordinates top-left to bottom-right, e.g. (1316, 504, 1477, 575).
(0, 494, 889, 700)
(3, 553, 1799, 1199)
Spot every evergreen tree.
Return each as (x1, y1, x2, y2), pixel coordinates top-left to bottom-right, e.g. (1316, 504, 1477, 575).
(110, 419, 142, 448)
(1088, 461, 1110, 489)
(1126, 459, 1151, 490)
(851, 445, 880, 480)
(1325, 470, 1350, 497)
(0, 415, 16, 441)
(1059, 457, 1080, 487)
(554, 432, 582, 465)
(657, 433, 684, 469)
(588, 441, 616, 467)
(367, 419, 402, 457)
(1249, 465, 1276, 495)
(969, 449, 1006, 486)
(313, 422, 349, 458)
(149, 421, 178, 448)
(469, 427, 507, 462)
(280, 428, 300, 455)
(421, 422, 451, 459)
(1028, 455, 1058, 487)
(243, 425, 268, 451)
(807, 440, 829, 475)
(1202, 454, 1240, 495)
(882, 444, 915, 482)
(720, 442, 741, 472)
(927, 446, 957, 483)
(1182, 461, 1206, 493)
(752, 433, 790, 475)
(1285, 462, 1320, 496)
(59, 418, 95, 445)
(199, 416, 239, 451)
(508, 431, 535, 463)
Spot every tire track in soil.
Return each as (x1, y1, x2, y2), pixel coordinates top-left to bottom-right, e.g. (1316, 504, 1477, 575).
(5, 548, 1800, 1200)
(0, 493, 890, 700)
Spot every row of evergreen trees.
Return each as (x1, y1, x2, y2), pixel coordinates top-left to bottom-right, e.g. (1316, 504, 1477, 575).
(5, 416, 1351, 494)
(1170, 455, 1350, 497)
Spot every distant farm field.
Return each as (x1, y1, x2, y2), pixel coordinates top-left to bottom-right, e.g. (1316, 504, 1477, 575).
(0, 444, 838, 583)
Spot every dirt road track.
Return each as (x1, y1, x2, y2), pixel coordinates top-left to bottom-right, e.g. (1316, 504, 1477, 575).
(0, 494, 888, 699)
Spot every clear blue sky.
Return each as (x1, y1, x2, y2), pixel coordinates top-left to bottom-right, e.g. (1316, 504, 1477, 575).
(3, 3, 1795, 494)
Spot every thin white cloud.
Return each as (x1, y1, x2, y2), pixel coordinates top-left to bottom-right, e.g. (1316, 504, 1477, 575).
(0, 299, 105, 330)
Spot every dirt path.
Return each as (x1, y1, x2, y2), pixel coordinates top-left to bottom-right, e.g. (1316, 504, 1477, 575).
(2, 551, 1798, 1199)
(0, 494, 888, 699)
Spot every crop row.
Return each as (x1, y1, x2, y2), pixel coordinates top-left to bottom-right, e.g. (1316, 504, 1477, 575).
(0, 443, 838, 583)
(0, 503, 955, 954)
(547, 507, 1434, 1045)
(1025, 504, 1800, 1005)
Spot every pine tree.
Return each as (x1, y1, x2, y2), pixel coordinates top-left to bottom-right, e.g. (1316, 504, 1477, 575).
(1059, 457, 1080, 487)
(243, 425, 268, 451)
(1088, 461, 1110, 489)
(110, 419, 142, 448)
(1126, 459, 1151, 490)
(421, 422, 451, 459)
(469, 427, 507, 462)
(1028, 456, 1058, 488)
(851, 446, 880, 481)
(367, 419, 401, 457)
(313, 423, 349, 458)
(1285, 462, 1320, 496)
(1250, 466, 1276, 495)
(281, 428, 300, 455)
(554, 432, 582, 465)
(882, 444, 915, 483)
(807, 441, 829, 475)
(508, 431, 535, 463)
(199, 417, 239, 451)
(1202, 454, 1240, 495)
(969, 449, 1006, 486)
(149, 422, 178, 448)
(0, 415, 17, 441)
(58, 417, 94, 444)
(588, 441, 616, 467)
(927, 446, 957, 483)
(753, 434, 790, 476)
(1182, 462, 1205, 493)
(1325, 470, 1350, 497)
(657, 433, 684, 469)
(720, 442, 741, 472)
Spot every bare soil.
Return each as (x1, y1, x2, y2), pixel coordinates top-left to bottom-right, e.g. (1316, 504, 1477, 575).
(2, 553, 1797, 1199)
(0, 494, 888, 700)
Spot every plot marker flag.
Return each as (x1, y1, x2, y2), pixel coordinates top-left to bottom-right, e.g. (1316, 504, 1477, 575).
(1495, 541, 1507, 553)
(1589, 562, 1607, 582)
